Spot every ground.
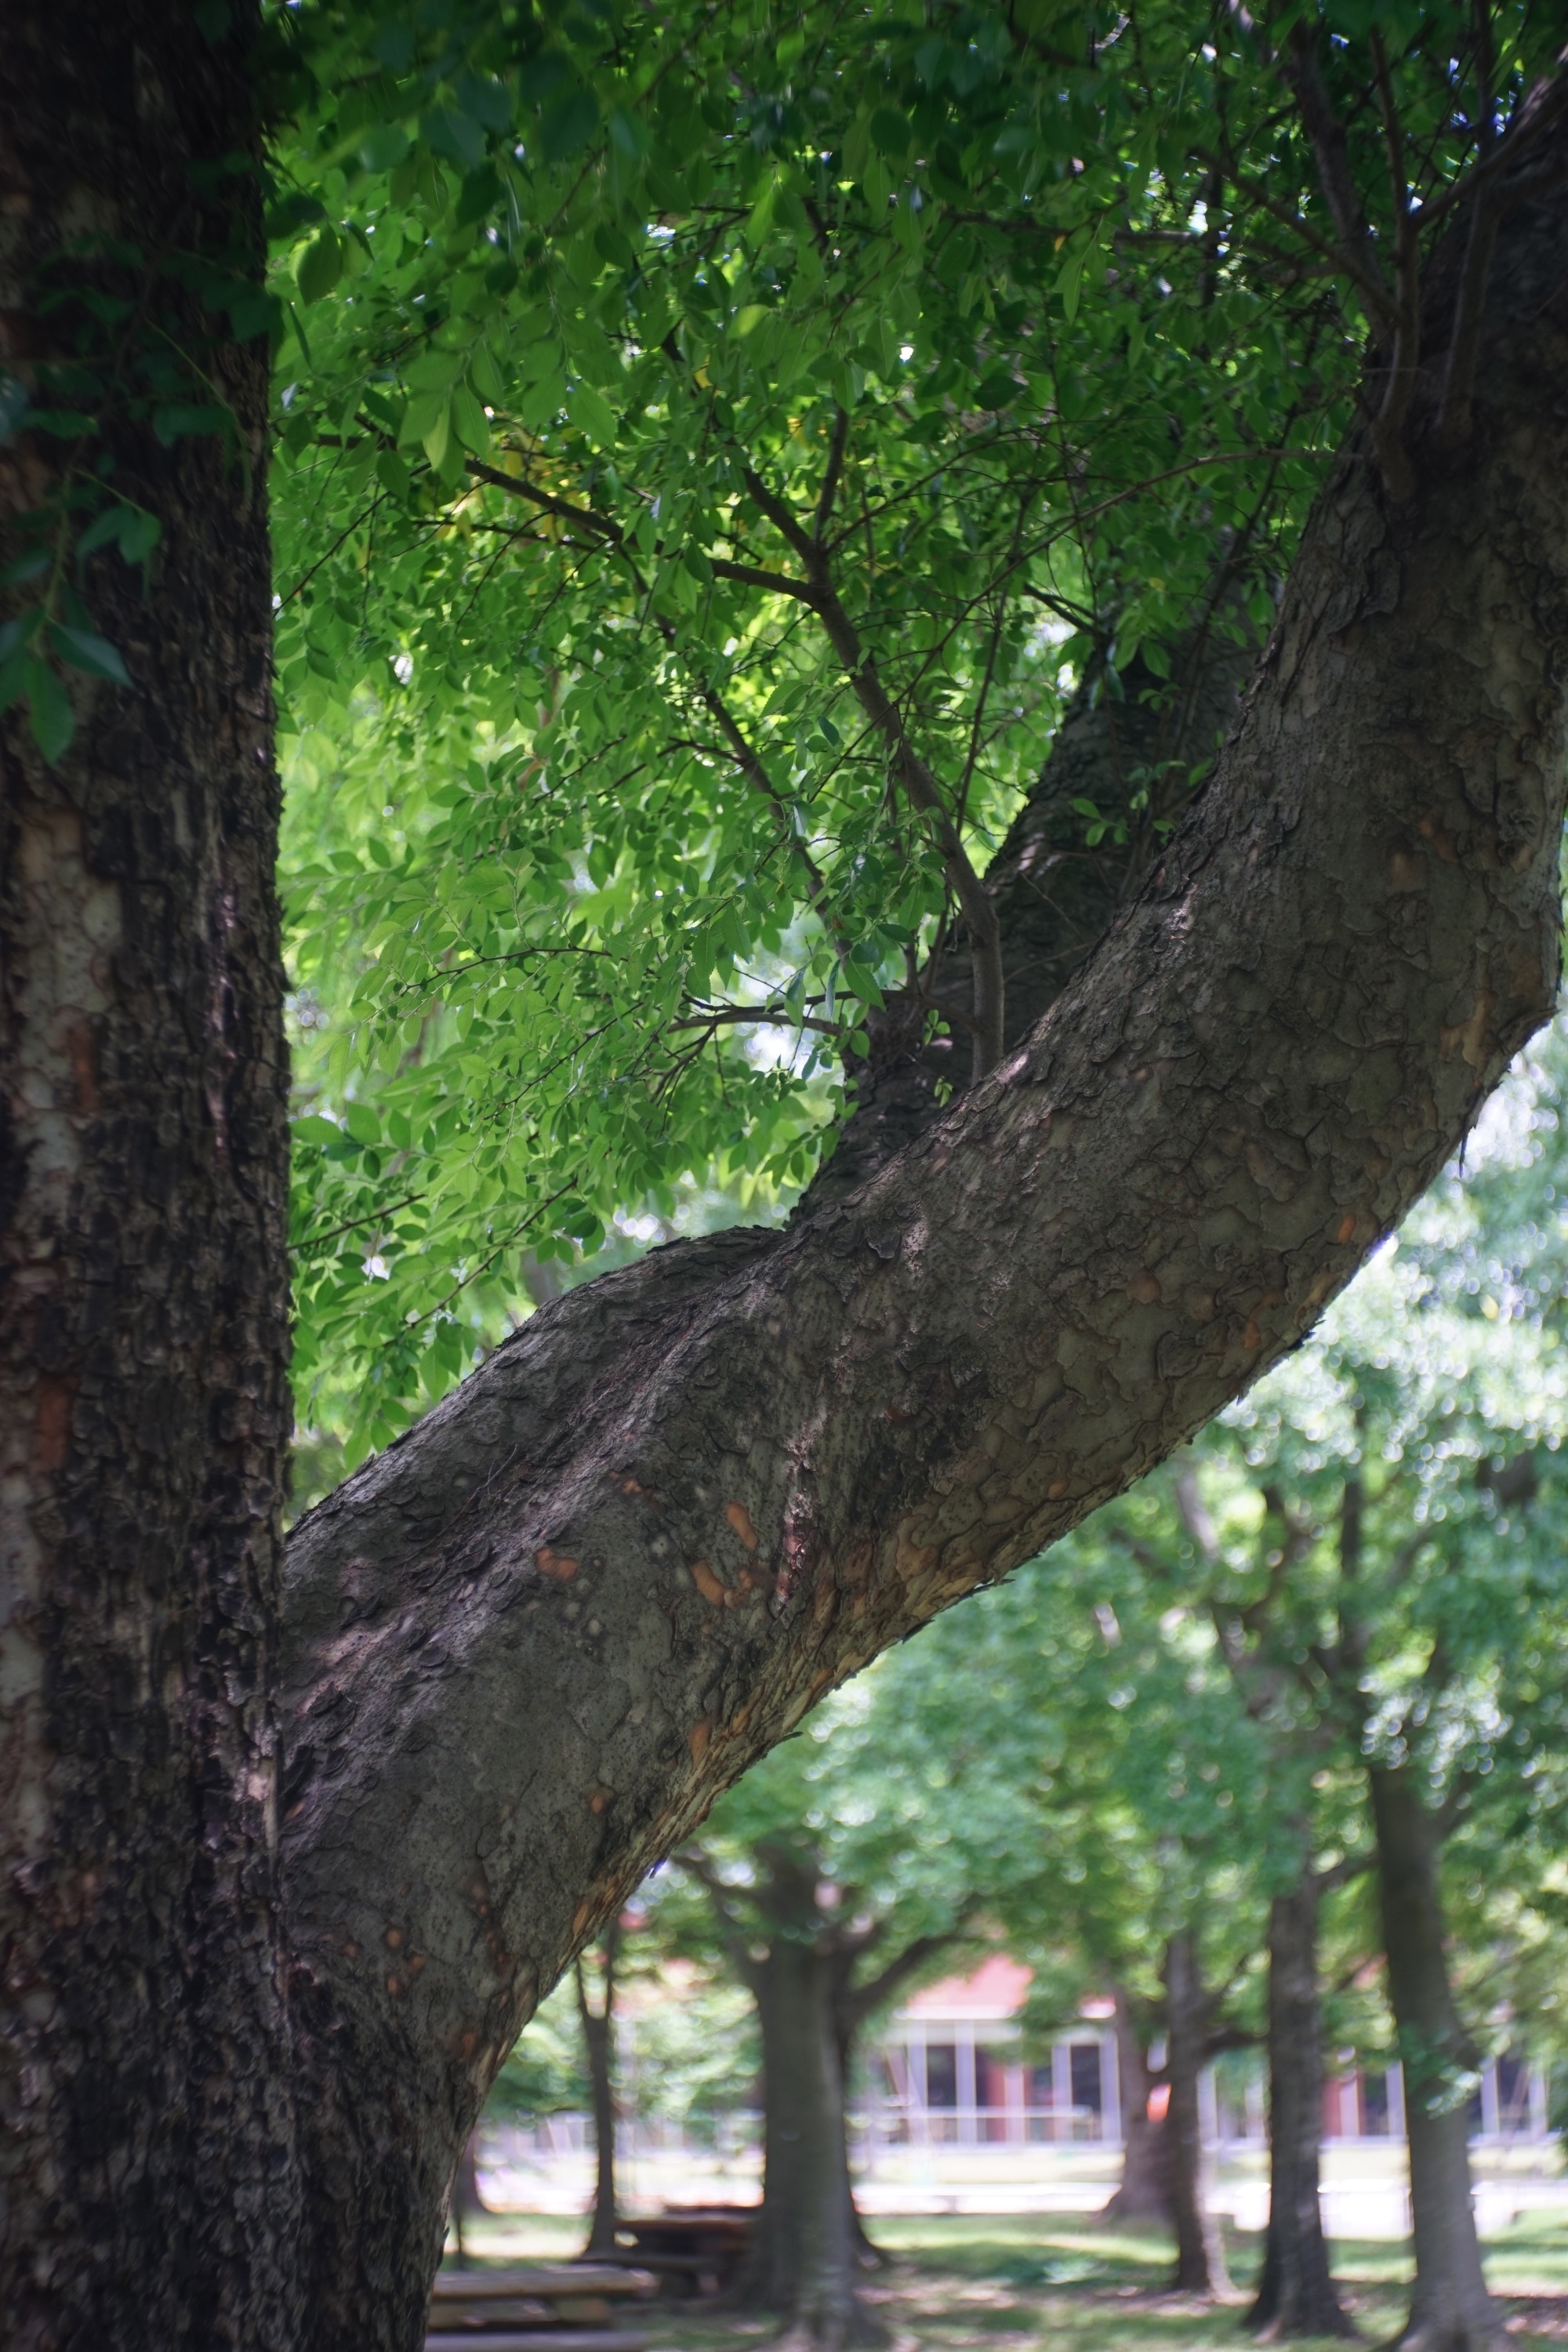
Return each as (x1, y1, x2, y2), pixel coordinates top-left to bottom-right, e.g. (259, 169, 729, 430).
(445, 2209, 1568, 2348)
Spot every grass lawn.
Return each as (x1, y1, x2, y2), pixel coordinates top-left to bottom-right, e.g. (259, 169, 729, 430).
(449, 2209, 1568, 2349)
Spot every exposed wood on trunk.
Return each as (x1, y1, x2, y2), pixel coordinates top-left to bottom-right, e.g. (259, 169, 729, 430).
(277, 169, 1568, 2345)
(1250, 1873, 1356, 2339)
(0, 9, 296, 2347)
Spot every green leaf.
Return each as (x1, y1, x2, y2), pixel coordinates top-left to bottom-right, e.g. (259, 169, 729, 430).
(869, 107, 912, 158)
(48, 622, 132, 687)
(422, 107, 485, 173)
(26, 660, 74, 764)
(358, 123, 412, 172)
(734, 304, 769, 339)
(567, 383, 617, 446)
(538, 89, 599, 161)
(422, 400, 451, 470)
(297, 227, 343, 306)
(343, 1101, 381, 1148)
(398, 388, 448, 448)
(450, 382, 491, 456)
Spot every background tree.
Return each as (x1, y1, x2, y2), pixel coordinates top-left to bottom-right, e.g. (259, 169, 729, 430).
(1171, 1038, 1568, 2352)
(675, 1675, 993, 2346)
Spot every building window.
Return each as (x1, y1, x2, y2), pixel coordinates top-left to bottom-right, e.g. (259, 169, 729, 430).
(1069, 2043, 1104, 2119)
(926, 2044, 958, 2110)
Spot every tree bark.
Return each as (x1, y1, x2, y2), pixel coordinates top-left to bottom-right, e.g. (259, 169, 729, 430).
(1103, 1990, 1173, 2223)
(278, 165, 1568, 2346)
(1369, 1766, 1502, 2352)
(1250, 1874, 1355, 2339)
(0, 12, 296, 2350)
(575, 1921, 622, 2259)
(1162, 1933, 1231, 2299)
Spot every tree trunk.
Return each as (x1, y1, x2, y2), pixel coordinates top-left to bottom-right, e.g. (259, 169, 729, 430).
(575, 1926, 622, 2259)
(1163, 1933, 1231, 2299)
(449, 2132, 485, 2267)
(1250, 1875, 1355, 2339)
(278, 162, 1568, 2343)
(1369, 1767, 1502, 2352)
(1103, 1991, 1173, 2223)
(739, 1940, 877, 2349)
(0, 12, 296, 2350)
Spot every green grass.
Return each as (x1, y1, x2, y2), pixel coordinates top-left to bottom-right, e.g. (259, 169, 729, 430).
(447, 2209, 1568, 2349)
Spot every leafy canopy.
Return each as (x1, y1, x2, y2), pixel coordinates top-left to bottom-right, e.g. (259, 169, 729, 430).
(261, 0, 1551, 1457)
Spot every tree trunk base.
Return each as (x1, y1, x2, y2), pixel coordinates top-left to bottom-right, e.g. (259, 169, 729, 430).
(1250, 2292, 1359, 2341)
(768, 2296, 889, 2352)
(1380, 2318, 1508, 2352)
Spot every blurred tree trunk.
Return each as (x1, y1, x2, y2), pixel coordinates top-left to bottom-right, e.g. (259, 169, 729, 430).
(740, 1935, 873, 2350)
(449, 2132, 485, 2267)
(575, 1918, 624, 2260)
(1369, 1768, 1501, 2352)
(1163, 1933, 1231, 2298)
(1249, 1873, 1354, 2339)
(1104, 1988, 1173, 2223)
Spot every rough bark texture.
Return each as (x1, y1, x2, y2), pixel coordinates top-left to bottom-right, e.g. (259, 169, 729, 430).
(1162, 1933, 1231, 2299)
(1250, 1876, 1355, 2339)
(278, 169, 1568, 2347)
(1103, 1988, 1172, 2224)
(575, 1924, 622, 2259)
(1370, 1768, 1502, 2352)
(0, 11, 296, 2351)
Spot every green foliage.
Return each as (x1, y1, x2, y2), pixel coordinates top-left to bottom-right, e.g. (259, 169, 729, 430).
(274, 0, 1512, 1449)
(488, 1973, 589, 2121)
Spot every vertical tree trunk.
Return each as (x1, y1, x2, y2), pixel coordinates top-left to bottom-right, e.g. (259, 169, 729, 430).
(1250, 1874, 1355, 2339)
(1163, 1933, 1231, 2299)
(449, 2132, 485, 2267)
(575, 1923, 622, 2259)
(0, 11, 296, 2349)
(831, 2011, 883, 2270)
(1103, 1991, 1173, 2224)
(1369, 1768, 1501, 2352)
(740, 1940, 875, 2349)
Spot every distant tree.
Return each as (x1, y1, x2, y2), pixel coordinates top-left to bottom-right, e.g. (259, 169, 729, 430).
(676, 1683, 990, 2347)
(1171, 1038, 1568, 2352)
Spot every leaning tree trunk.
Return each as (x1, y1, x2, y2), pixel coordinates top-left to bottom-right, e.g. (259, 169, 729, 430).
(1369, 1768, 1501, 2352)
(1163, 1933, 1231, 2299)
(575, 1924, 622, 2259)
(278, 163, 1568, 2347)
(1250, 1874, 1355, 2339)
(739, 1940, 874, 2350)
(1103, 1991, 1173, 2224)
(0, 12, 297, 2351)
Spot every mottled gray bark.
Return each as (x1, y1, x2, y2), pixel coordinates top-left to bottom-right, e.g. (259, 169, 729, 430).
(1370, 1768, 1502, 2352)
(1250, 1874, 1355, 2339)
(0, 9, 296, 2349)
(278, 166, 1568, 2348)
